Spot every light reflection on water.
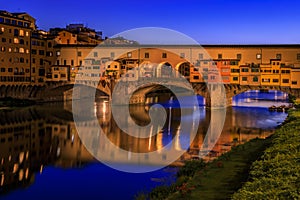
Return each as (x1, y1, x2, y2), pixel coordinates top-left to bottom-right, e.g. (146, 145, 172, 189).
(0, 92, 288, 199)
(233, 90, 290, 107)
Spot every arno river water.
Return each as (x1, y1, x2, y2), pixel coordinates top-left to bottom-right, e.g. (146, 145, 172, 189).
(0, 90, 289, 199)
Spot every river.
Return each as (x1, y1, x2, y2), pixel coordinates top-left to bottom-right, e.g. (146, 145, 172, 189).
(0, 90, 289, 199)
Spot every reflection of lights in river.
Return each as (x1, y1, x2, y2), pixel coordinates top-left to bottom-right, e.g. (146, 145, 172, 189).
(148, 125, 153, 151)
(102, 101, 107, 114)
(174, 126, 181, 151)
(168, 96, 173, 134)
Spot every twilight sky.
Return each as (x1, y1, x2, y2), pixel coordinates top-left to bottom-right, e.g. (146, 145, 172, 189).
(1, 0, 300, 44)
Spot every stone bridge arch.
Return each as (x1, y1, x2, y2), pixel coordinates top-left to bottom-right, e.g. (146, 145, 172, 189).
(175, 62, 191, 80)
(225, 85, 300, 105)
(114, 79, 196, 105)
(192, 83, 300, 107)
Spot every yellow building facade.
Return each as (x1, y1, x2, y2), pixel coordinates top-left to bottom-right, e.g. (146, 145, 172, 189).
(56, 44, 300, 88)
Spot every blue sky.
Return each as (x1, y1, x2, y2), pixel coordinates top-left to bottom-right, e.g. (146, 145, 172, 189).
(1, 0, 300, 44)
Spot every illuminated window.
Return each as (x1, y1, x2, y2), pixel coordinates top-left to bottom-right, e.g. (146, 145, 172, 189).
(26, 49, 29, 54)
(256, 53, 262, 59)
(0, 27, 4, 32)
(13, 38, 19, 44)
(46, 51, 53, 56)
(25, 31, 29, 37)
(19, 30, 24, 36)
(19, 48, 24, 53)
(8, 48, 11, 52)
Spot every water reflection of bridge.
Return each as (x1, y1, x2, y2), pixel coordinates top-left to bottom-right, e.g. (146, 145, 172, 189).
(0, 103, 277, 193)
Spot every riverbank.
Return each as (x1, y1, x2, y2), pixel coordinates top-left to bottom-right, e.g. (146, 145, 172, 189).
(232, 108, 300, 199)
(138, 108, 299, 200)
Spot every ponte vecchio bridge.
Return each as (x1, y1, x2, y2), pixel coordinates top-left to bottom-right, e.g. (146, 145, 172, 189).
(1, 45, 300, 106)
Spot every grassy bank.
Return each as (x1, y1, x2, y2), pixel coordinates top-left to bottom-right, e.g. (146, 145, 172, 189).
(138, 108, 300, 200)
(136, 137, 273, 200)
(167, 138, 272, 200)
(232, 109, 300, 199)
